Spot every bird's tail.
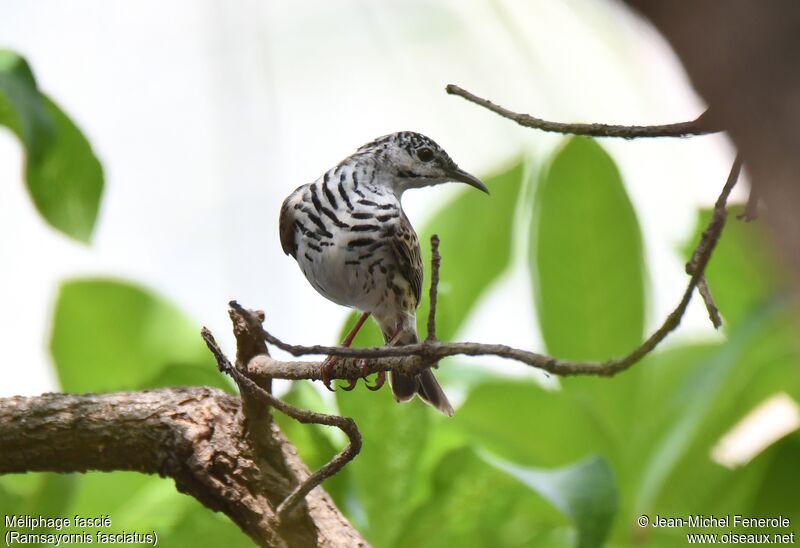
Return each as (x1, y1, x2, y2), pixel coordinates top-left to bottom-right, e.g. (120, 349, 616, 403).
(387, 329, 454, 417)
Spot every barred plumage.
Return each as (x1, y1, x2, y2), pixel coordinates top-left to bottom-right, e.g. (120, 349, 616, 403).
(280, 132, 487, 416)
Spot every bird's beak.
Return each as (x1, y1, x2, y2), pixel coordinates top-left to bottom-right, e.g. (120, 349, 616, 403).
(449, 167, 489, 194)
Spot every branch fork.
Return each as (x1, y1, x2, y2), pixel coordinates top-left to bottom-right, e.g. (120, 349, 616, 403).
(197, 235, 449, 521)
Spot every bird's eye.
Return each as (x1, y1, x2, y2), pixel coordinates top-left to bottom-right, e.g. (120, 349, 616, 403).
(416, 147, 434, 162)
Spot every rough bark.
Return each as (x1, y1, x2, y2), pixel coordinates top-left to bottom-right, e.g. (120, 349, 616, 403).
(0, 387, 366, 548)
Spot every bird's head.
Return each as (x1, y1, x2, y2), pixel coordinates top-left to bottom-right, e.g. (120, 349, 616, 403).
(356, 131, 488, 196)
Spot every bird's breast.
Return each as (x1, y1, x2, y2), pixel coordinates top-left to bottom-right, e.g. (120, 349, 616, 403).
(290, 179, 405, 313)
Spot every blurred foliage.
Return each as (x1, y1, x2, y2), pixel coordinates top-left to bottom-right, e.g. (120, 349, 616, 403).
(681, 207, 789, 331)
(0, 279, 250, 547)
(417, 161, 523, 341)
(317, 140, 798, 547)
(50, 278, 226, 392)
(492, 455, 618, 548)
(4, 52, 799, 546)
(531, 137, 645, 360)
(0, 50, 103, 242)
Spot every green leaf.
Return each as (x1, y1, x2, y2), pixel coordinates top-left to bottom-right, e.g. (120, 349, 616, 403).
(454, 378, 614, 543)
(50, 278, 215, 392)
(0, 473, 77, 548)
(0, 49, 104, 242)
(339, 310, 384, 347)
(682, 207, 788, 329)
(20, 473, 77, 518)
(641, 431, 800, 546)
(274, 381, 349, 505)
(0, 50, 51, 149)
(160, 505, 254, 547)
(608, 344, 720, 504)
(531, 137, 645, 360)
(336, 379, 432, 546)
(451, 345, 723, 543)
(454, 380, 616, 467)
(68, 473, 188, 533)
(637, 303, 800, 518)
(0, 482, 23, 516)
(488, 454, 618, 548)
(396, 447, 579, 548)
(142, 363, 233, 392)
(634, 301, 786, 512)
(746, 433, 800, 520)
(63, 472, 254, 546)
(0, 473, 77, 527)
(416, 160, 525, 341)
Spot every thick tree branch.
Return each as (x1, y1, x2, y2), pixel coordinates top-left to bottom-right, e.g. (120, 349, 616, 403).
(201, 327, 361, 522)
(445, 84, 722, 138)
(0, 388, 366, 548)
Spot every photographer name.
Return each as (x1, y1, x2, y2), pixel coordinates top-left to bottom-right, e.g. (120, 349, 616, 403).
(653, 514, 791, 529)
(5, 514, 111, 531)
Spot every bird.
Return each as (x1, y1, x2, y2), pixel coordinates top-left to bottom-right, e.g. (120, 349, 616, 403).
(279, 131, 487, 416)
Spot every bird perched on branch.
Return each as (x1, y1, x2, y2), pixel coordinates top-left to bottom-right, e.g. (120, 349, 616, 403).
(279, 131, 487, 416)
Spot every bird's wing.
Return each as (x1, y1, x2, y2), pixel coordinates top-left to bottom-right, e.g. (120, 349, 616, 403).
(279, 193, 298, 257)
(390, 212, 424, 307)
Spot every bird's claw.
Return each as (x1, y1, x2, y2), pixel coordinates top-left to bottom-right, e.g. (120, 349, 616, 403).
(320, 356, 338, 392)
(358, 359, 385, 391)
(321, 356, 360, 391)
(320, 356, 384, 392)
(365, 369, 386, 391)
(339, 378, 359, 391)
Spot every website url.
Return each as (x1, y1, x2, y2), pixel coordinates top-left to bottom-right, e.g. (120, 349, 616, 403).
(687, 532, 796, 544)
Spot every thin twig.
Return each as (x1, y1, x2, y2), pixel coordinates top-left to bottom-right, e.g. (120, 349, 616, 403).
(683, 156, 742, 329)
(201, 328, 361, 522)
(426, 234, 441, 342)
(696, 276, 723, 329)
(239, 155, 742, 378)
(445, 84, 722, 139)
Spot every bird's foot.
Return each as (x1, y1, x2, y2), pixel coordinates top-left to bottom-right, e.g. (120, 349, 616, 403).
(339, 377, 359, 391)
(365, 370, 386, 391)
(320, 356, 358, 391)
(320, 356, 336, 391)
(321, 356, 384, 391)
(320, 311, 372, 391)
(361, 359, 386, 391)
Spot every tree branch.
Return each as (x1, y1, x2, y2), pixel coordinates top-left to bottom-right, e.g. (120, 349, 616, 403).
(696, 275, 723, 329)
(201, 327, 361, 522)
(0, 388, 367, 548)
(426, 234, 441, 342)
(445, 84, 722, 138)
